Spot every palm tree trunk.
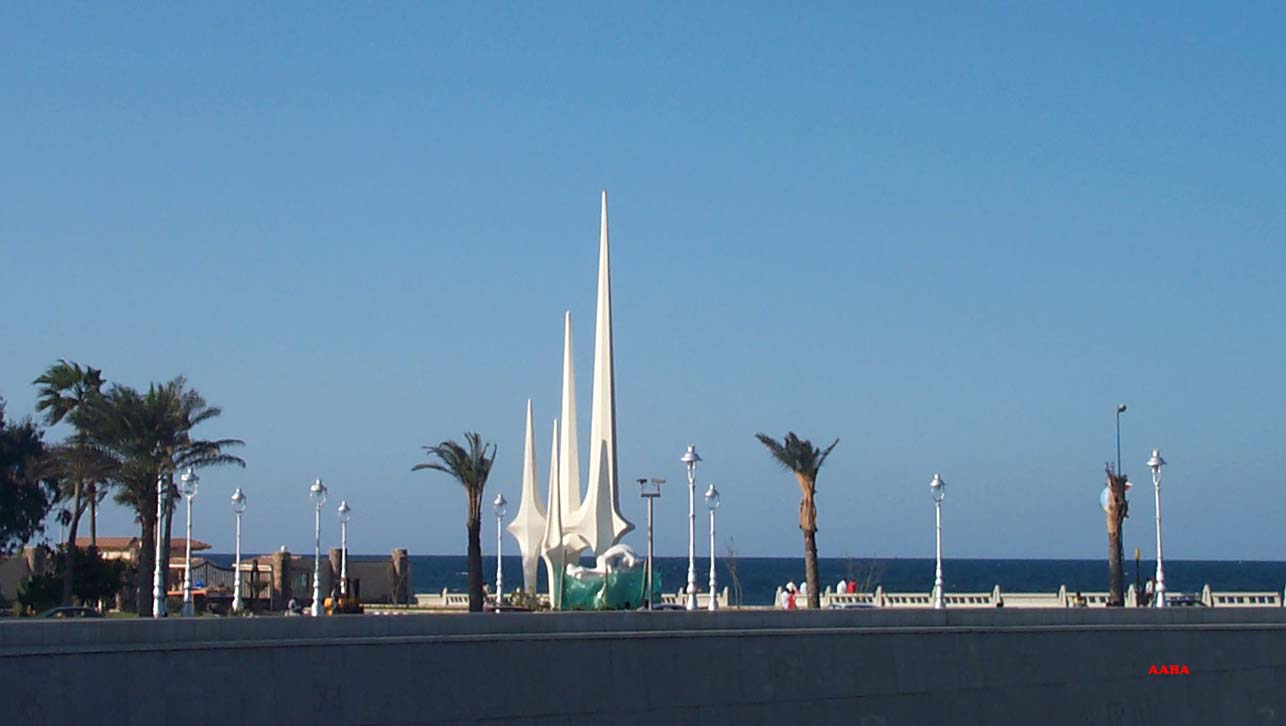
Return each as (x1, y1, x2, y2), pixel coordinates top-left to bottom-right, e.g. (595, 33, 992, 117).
(802, 527, 821, 609)
(1107, 519, 1124, 606)
(796, 473, 821, 609)
(466, 513, 484, 612)
(89, 481, 97, 547)
(137, 513, 156, 616)
(1105, 467, 1128, 607)
(161, 479, 175, 599)
(62, 479, 83, 606)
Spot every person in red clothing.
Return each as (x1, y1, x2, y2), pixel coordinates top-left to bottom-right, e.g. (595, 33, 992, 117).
(847, 580, 857, 594)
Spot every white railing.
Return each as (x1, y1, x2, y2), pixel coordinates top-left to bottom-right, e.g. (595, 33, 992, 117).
(393, 585, 1286, 612)
(802, 584, 1286, 609)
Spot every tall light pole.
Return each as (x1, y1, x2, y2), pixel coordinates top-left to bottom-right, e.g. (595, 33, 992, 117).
(637, 477, 664, 609)
(930, 473, 946, 609)
(152, 472, 167, 618)
(1148, 449, 1167, 608)
(309, 479, 327, 617)
(1116, 404, 1127, 475)
(179, 468, 199, 617)
(680, 445, 702, 611)
(337, 501, 351, 598)
(231, 488, 246, 613)
(493, 493, 507, 604)
(705, 484, 720, 611)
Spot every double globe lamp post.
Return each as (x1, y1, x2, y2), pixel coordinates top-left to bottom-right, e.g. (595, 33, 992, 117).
(930, 473, 946, 610)
(179, 468, 199, 617)
(493, 493, 507, 602)
(1148, 449, 1168, 608)
(705, 484, 720, 611)
(309, 479, 328, 617)
(231, 488, 246, 613)
(680, 445, 702, 611)
(152, 473, 167, 618)
(337, 500, 351, 598)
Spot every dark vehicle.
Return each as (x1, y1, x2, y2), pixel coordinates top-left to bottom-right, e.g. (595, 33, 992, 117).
(643, 602, 687, 611)
(37, 607, 103, 619)
(1165, 594, 1206, 607)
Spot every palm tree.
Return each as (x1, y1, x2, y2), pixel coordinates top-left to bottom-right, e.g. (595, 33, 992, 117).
(76, 377, 245, 615)
(413, 432, 496, 612)
(1104, 463, 1129, 606)
(33, 360, 106, 605)
(755, 432, 839, 609)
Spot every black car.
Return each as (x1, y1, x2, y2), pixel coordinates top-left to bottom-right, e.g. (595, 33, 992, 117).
(36, 606, 104, 618)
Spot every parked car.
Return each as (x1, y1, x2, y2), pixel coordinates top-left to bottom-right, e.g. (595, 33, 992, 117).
(36, 607, 103, 619)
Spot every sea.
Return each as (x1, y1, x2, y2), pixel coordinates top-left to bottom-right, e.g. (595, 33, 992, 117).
(205, 554, 1286, 606)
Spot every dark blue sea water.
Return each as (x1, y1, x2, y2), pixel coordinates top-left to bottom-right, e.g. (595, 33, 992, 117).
(208, 554, 1286, 606)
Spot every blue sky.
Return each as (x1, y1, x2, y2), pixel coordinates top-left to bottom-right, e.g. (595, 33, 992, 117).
(2, 4, 1284, 560)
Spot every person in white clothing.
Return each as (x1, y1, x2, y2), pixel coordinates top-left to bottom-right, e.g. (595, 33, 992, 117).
(837, 578, 848, 595)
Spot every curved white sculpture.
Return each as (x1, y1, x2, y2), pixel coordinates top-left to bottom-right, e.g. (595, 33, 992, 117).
(569, 190, 634, 555)
(541, 417, 587, 609)
(505, 400, 546, 593)
(558, 311, 582, 522)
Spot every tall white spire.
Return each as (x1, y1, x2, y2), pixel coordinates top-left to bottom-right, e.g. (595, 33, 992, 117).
(558, 311, 582, 520)
(505, 400, 546, 593)
(541, 418, 585, 609)
(571, 189, 634, 554)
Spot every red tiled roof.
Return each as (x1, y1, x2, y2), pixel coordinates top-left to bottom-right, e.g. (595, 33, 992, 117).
(74, 536, 210, 551)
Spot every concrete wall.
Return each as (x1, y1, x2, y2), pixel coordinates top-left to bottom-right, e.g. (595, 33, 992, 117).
(2, 608, 1284, 725)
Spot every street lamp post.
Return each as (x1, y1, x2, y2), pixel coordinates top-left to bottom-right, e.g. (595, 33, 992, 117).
(680, 445, 702, 611)
(1148, 449, 1168, 608)
(637, 478, 664, 609)
(337, 501, 351, 598)
(493, 494, 507, 605)
(705, 484, 720, 611)
(231, 488, 246, 613)
(1116, 404, 1127, 475)
(152, 473, 167, 618)
(179, 468, 199, 617)
(930, 474, 946, 609)
(309, 479, 327, 617)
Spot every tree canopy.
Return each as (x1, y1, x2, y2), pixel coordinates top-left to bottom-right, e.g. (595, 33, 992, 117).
(0, 400, 56, 554)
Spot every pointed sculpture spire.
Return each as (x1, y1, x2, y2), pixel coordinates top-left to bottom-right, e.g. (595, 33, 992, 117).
(571, 189, 634, 554)
(506, 400, 546, 593)
(558, 311, 582, 520)
(541, 418, 586, 609)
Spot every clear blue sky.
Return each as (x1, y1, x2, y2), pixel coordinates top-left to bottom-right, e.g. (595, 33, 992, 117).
(2, 4, 1284, 561)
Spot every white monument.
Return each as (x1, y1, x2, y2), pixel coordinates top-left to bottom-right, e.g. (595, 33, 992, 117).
(510, 190, 636, 606)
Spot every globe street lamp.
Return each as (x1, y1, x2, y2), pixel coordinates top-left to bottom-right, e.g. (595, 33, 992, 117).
(179, 468, 199, 617)
(337, 501, 351, 598)
(705, 484, 720, 611)
(637, 477, 664, 609)
(493, 493, 507, 604)
(231, 488, 246, 613)
(680, 445, 702, 611)
(309, 479, 327, 617)
(152, 472, 167, 618)
(930, 473, 946, 610)
(1148, 449, 1168, 608)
